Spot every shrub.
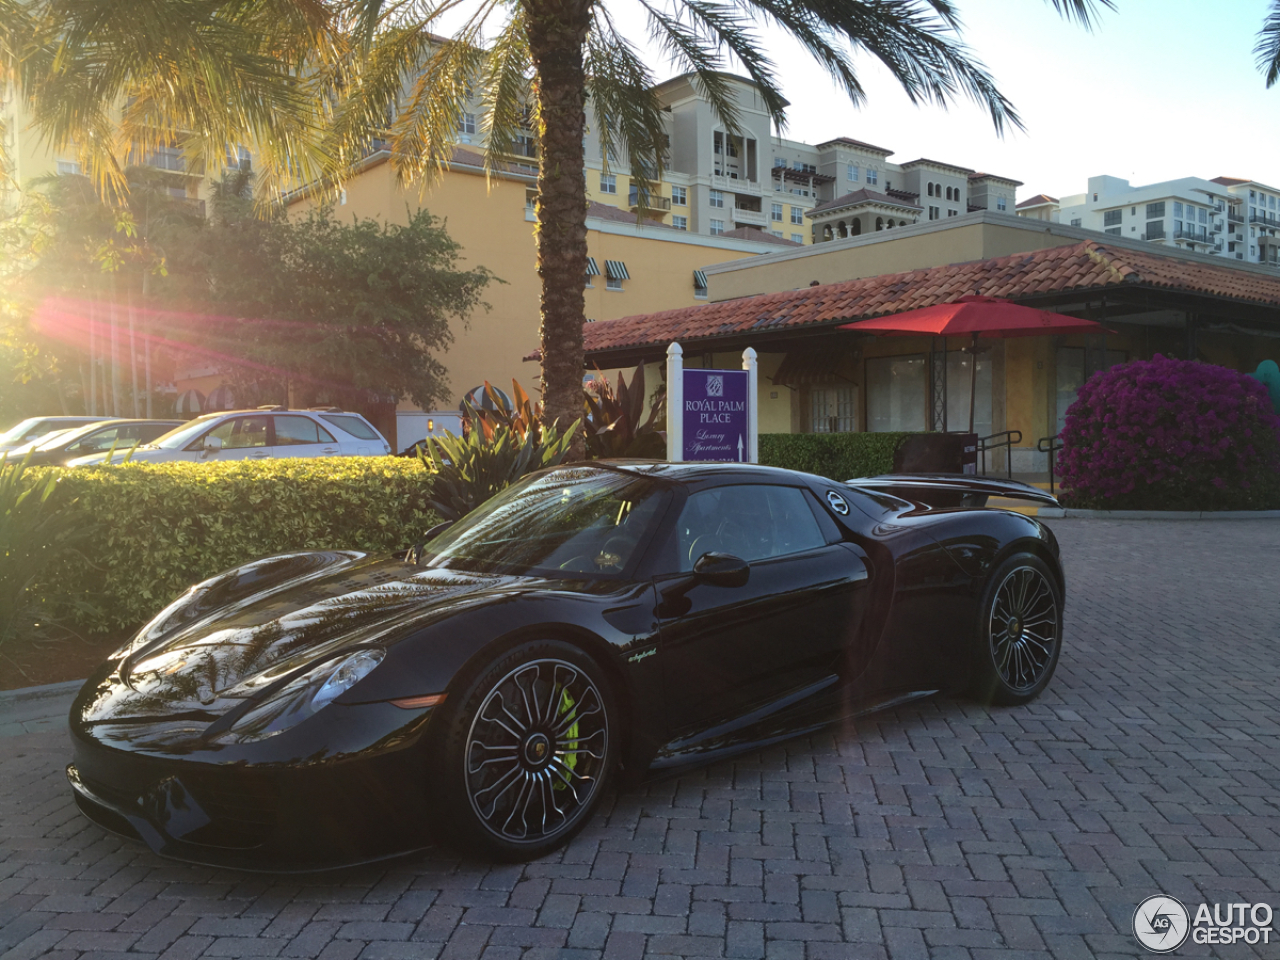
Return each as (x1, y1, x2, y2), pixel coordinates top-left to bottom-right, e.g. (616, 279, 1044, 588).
(583, 365, 666, 459)
(1058, 355, 1280, 510)
(759, 432, 915, 480)
(34, 457, 439, 633)
(419, 415, 577, 522)
(1, 454, 94, 646)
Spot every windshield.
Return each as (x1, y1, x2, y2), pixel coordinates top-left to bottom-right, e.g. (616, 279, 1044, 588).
(0, 418, 44, 445)
(421, 466, 671, 577)
(34, 423, 105, 451)
(149, 414, 223, 449)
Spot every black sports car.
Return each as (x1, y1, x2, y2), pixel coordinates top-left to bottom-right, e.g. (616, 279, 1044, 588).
(68, 462, 1064, 869)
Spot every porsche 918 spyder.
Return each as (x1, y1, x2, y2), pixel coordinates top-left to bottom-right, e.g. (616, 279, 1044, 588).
(68, 462, 1063, 868)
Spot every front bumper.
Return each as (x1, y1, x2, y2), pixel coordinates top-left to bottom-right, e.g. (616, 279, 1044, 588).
(68, 701, 438, 872)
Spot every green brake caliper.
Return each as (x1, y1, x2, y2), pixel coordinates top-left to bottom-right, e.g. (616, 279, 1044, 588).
(554, 689, 578, 790)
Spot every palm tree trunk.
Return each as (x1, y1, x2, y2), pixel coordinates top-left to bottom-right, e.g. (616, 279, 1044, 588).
(525, 0, 590, 452)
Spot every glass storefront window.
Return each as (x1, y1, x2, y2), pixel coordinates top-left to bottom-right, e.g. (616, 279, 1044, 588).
(1055, 347, 1127, 434)
(867, 356, 926, 432)
(810, 386, 857, 433)
(945, 353, 992, 437)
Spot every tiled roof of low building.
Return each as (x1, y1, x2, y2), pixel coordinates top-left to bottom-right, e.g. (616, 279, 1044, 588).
(900, 157, 976, 173)
(814, 136, 894, 155)
(585, 201, 682, 229)
(1210, 176, 1250, 186)
(1015, 193, 1059, 208)
(573, 240, 1280, 356)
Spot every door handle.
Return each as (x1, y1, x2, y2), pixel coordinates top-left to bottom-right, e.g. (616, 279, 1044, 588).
(321, 447, 338, 454)
(250, 451, 270, 458)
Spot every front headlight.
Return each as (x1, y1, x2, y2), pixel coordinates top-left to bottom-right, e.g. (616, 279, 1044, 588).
(214, 649, 385, 744)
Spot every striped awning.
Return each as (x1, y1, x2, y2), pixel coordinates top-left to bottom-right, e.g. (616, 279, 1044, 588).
(693, 269, 708, 290)
(605, 259, 629, 280)
(585, 257, 600, 276)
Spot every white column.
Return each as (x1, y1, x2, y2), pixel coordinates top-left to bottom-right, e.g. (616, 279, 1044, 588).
(742, 347, 758, 463)
(666, 341, 683, 462)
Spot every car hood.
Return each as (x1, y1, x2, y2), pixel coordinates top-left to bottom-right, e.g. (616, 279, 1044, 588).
(78, 551, 560, 725)
(68, 447, 171, 466)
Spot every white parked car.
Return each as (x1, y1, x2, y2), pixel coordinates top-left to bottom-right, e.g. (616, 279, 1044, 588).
(66, 407, 391, 466)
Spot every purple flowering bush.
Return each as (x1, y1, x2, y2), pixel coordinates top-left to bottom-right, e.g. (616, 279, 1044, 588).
(1058, 355, 1280, 510)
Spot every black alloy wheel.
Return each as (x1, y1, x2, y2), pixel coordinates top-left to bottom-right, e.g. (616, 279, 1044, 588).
(971, 552, 1062, 706)
(431, 640, 616, 859)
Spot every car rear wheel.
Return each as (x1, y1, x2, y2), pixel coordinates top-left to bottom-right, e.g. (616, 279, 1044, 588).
(429, 640, 617, 860)
(970, 552, 1062, 706)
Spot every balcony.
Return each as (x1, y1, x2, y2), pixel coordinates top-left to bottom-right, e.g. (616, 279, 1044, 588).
(732, 207, 767, 227)
(1144, 227, 1166, 241)
(628, 189, 671, 211)
(1173, 227, 1211, 244)
(1228, 208, 1244, 224)
(1250, 212, 1280, 229)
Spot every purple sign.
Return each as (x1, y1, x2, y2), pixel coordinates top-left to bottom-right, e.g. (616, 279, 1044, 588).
(682, 368, 749, 461)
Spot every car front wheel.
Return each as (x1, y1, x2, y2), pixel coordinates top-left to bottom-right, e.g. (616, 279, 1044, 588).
(429, 640, 617, 860)
(970, 552, 1062, 706)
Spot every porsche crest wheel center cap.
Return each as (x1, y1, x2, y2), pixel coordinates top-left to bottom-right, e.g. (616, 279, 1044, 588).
(523, 733, 551, 766)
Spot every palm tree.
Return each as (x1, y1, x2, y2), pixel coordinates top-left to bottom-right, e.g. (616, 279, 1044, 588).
(9, 0, 1121, 441)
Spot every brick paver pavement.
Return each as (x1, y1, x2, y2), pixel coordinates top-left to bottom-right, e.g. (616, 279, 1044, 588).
(2, 519, 1278, 959)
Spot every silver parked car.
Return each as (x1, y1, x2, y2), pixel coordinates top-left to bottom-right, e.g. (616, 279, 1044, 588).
(0, 416, 112, 455)
(67, 407, 391, 466)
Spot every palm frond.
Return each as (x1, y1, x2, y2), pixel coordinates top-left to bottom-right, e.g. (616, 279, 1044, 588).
(1038, 0, 1115, 31)
(480, 12, 534, 183)
(585, 12, 668, 208)
(1257, 0, 1280, 88)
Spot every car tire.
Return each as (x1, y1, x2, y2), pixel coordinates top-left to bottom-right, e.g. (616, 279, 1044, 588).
(969, 552, 1062, 706)
(427, 640, 618, 860)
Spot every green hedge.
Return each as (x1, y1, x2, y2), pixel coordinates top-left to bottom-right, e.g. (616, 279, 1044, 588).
(35, 458, 437, 634)
(758, 432, 917, 481)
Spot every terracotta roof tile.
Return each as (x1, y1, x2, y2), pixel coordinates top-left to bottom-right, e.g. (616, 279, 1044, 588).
(1015, 193, 1059, 208)
(576, 240, 1280, 356)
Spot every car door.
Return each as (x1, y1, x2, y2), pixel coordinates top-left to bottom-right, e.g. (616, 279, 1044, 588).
(200, 415, 272, 461)
(655, 483, 869, 733)
(271, 415, 340, 459)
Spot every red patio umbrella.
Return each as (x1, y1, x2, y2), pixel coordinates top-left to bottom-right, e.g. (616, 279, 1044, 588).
(839, 296, 1112, 432)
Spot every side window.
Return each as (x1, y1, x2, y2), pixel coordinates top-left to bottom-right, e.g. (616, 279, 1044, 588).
(675, 485, 829, 571)
(207, 416, 270, 449)
(321, 414, 380, 440)
(73, 427, 120, 453)
(274, 416, 335, 445)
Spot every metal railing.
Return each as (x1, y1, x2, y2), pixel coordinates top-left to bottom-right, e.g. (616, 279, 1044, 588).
(1250, 212, 1280, 228)
(1144, 228, 1166, 241)
(1228, 208, 1244, 224)
(1038, 434, 1064, 496)
(1173, 227, 1211, 244)
(977, 430, 1022, 478)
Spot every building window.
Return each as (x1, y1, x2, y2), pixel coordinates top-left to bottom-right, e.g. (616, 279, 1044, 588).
(811, 386, 857, 433)
(771, 229, 783, 237)
(1251, 245, 1257, 257)
(606, 276, 622, 290)
(693, 269, 708, 298)
(1173, 201, 1183, 218)
(774, 157, 787, 167)
(927, 182, 934, 197)
(600, 173, 616, 194)
(709, 219, 725, 235)
(338, 188, 347, 206)
(1103, 209, 1122, 226)
(1070, 218, 1082, 227)
(1146, 201, 1165, 218)
(847, 163, 859, 181)
(866, 168, 878, 185)
(1105, 226, 1121, 235)
(709, 189, 724, 208)
(997, 197, 1007, 211)
(771, 203, 783, 222)
(458, 113, 476, 136)
(671, 186, 686, 205)
(928, 206, 939, 220)
(948, 209, 958, 217)
(1146, 220, 1164, 240)
(790, 207, 803, 225)
(866, 355, 927, 432)
(1199, 207, 1208, 223)
(55, 159, 81, 175)
(791, 233, 804, 243)
(671, 215, 687, 230)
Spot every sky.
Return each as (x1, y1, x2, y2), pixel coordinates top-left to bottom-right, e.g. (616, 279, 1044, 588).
(602, 0, 1280, 199)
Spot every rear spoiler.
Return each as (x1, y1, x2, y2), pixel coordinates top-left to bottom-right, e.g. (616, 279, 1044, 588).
(847, 474, 1060, 509)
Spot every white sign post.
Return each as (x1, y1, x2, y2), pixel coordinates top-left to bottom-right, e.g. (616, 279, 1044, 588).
(666, 341, 683, 463)
(666, 340, 758, 463)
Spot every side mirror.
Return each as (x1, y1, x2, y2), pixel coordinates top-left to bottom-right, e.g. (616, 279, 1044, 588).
(423, 520, 454, 542)
(405, 520, 455, 564)
(203, 436, 223, 454)
(693, 552, 749, 588)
